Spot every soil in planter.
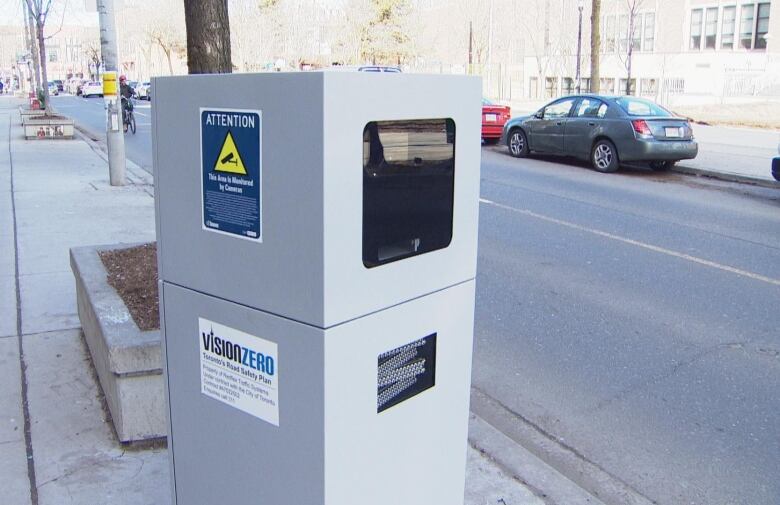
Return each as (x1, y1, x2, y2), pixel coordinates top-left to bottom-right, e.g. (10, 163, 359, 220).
(99, 243, 160, 331)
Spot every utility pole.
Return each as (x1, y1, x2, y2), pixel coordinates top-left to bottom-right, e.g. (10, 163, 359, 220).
(96, 0, 125, 186)
(590, 0, 601, 93)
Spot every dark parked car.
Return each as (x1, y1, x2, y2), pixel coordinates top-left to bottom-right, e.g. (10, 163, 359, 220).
(53, 79, 63, 92)
(501, 95, 698, 173)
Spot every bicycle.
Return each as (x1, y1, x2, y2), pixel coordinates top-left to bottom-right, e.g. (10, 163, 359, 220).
(121, 96, 136, 135)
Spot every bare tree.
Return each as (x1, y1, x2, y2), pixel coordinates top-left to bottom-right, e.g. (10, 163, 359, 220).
(184, 0, 232, 73)
(24, 0, 54, 112)
(617, 0, 643, 95)
(516, 0, 554, 99)
(145, 2, 186, 75)
(84, 42, 102, 80)
(590, 0, 600, 93)
(25, 2, 42, 93)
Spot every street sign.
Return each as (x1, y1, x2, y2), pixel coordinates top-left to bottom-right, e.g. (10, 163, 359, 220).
(200, 108, 262, 241)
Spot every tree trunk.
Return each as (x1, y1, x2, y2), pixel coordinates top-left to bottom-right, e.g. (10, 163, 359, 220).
(35, 19, 52, 114)
(164, 47, 174, 75)
(184, 0, 232, 74)
(26, 5, 41, 93)
(590, 0, 600, 93)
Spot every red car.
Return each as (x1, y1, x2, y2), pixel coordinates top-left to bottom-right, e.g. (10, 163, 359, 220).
(482, 98, 511, 144)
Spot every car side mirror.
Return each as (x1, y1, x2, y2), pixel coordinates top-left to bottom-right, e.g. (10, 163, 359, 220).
(534, 110, 544, 119)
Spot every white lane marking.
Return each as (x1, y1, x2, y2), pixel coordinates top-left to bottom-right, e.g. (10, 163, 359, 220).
(480, 198, 780, 287)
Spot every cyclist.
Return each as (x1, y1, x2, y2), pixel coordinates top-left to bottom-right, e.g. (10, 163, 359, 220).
(119, 75, 134, 130)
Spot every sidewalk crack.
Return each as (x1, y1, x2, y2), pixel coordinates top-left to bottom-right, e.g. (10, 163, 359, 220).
(9, 110, 39, 505)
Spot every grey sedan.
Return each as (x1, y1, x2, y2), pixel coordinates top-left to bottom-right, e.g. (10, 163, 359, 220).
(501, 95, 698, 173)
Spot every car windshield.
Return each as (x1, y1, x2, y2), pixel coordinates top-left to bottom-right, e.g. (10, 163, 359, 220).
(616, 97, 673, 117)
(482, 98, 495, 106)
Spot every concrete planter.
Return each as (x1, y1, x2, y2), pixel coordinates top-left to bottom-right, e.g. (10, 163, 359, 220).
(19, 107, 47, 122)
(70, 244, 166, 442)
(23, 116, 75, 140)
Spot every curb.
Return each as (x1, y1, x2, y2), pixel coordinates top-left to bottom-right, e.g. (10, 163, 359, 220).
(673, 164, 780, 189)
(468, 413, 607, 505)
(72, 123, 154, 188)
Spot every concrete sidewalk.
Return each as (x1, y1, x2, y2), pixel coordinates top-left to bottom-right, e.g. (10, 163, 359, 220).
(0, 96, 549, 505)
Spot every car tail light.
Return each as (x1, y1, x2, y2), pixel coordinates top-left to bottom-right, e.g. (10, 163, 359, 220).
(632, 119, 653, 138)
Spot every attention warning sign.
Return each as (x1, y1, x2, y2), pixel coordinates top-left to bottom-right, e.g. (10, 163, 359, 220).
(200, 108, 262, 241)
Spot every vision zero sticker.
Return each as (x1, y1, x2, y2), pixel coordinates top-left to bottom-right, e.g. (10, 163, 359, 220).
(200, 108, 262, 241)
(199, 318, 278, 426)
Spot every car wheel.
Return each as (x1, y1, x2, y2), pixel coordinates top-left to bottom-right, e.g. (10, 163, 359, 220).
(650, 161, 674, 171)
(508, 128, 529, 158)
(592, 139, 619, 173)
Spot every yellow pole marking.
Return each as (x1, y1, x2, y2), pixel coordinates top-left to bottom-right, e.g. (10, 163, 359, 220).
(480, 198, 780, 287)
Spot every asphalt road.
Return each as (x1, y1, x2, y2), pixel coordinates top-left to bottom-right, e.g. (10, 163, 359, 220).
(475, 148, 780, 505)
(55, 95, 780, 504)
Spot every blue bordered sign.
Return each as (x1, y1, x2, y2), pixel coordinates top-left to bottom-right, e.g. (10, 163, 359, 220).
(200, 108, 262, 241)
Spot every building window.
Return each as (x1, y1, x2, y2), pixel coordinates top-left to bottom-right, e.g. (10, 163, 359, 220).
(722, 6, 737, 49)
(640, 78, 658, 96)
(619, 14, 629, 53)
(756, 3, 771, 49)
(605, 15, 616, 52)
(580, 78, 592, 93)
(691, 9, 704, 49)
(705, 8, 719, 49)
(619, 78, 636, 95)
(632, 14, 642, 51)
(545, 77, 559, 99)
(599, 78, 615, 94)
(562, 77, 575, 95)
(643, 13, 655, 52)
(740, 4, 755, 49)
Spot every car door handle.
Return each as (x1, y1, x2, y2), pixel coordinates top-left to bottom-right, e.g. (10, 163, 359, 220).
(556, 121, 563, 126)
(588, 122, 596, 126)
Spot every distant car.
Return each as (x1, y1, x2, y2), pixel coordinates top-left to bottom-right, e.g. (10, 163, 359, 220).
(74, 79, 89, 96)
(47, 82, 59, 96)
(136, 81, 151, 100)
(357, 65, 401, 73)
(66, 78, 80, 94)
(501, 94, 698, 173)
(325, 65, 402, 73)
(52, 79, 63, 92)
(126, 81, 138, 96)
(81, 81, 103, 98)
(772, 144, 780, 181)
(482, 98, 510, 144)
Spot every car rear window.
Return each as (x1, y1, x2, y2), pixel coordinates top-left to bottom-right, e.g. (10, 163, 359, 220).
(616, 97, 672, 117)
